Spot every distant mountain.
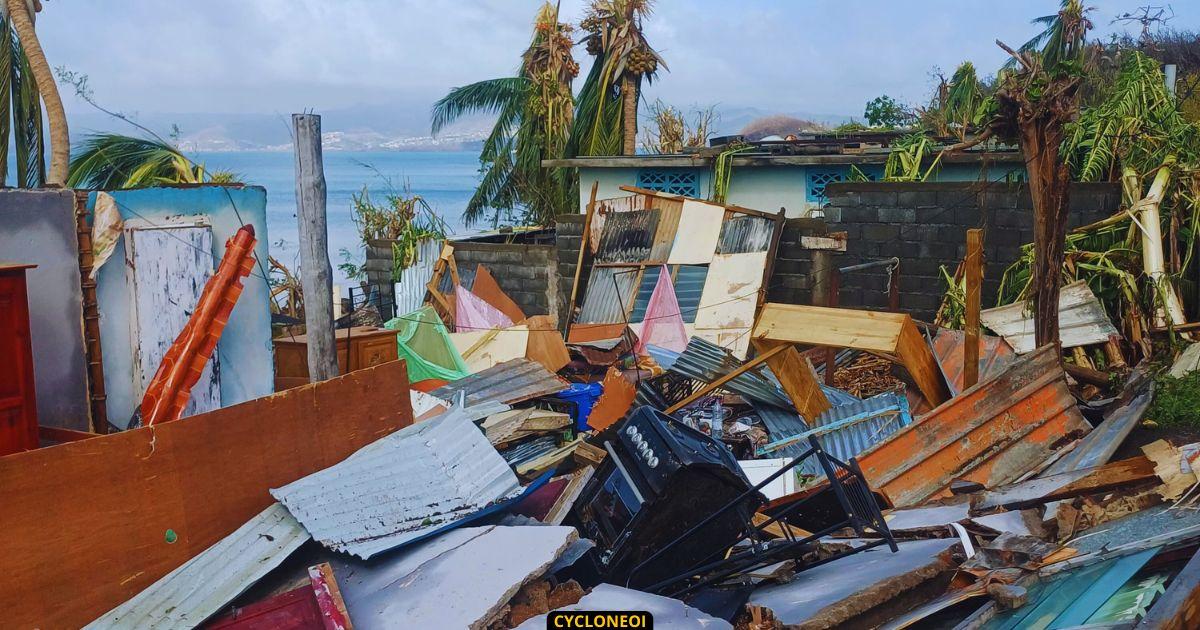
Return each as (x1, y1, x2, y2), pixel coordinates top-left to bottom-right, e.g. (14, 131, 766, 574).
(63, 102, 854, 152)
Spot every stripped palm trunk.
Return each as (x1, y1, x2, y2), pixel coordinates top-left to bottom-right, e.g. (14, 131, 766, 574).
(622, 73, 637, 155)
(1022, 118, 1073, 348)
(1130, 156, 1187, 328)
(7, 0, 66, 186)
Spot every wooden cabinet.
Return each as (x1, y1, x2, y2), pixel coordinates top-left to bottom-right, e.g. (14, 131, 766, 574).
(274, 326, 399, 391)
(0, 263, 37, 456)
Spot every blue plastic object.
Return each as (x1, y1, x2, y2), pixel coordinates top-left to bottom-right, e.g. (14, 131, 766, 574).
(553, 382, 605, 430)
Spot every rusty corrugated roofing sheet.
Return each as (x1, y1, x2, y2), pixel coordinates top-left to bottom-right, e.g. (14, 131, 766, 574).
(595, 209, 661, 264)
(716, 215, 774, 254)
(854, 344, 1090, 507)
(271, 406, 523, 559)
(431, 358, 568, 407)
(86, 503, 309, 629)
(932, 328, 1018, 396)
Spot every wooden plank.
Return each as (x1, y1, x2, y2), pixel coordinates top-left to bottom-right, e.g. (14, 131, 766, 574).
(38, 425, 99, 444)
(756, 341, 832, 421)
(0, 360, 414, 629)
(753, 303, 907, 352)
(617, 185, 780, 219)
(293, 113, 338, 382)
(565, 182, 600, 333)
(973, 455, 1158, 512)
(964, 229, 983, 389)
(753, 303, 949, 406)
(665, 344, 787, 414)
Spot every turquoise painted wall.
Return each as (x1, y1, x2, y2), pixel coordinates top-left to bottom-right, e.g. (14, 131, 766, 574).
(91, 186, 273, 429)
(577, 161, 1018, 217)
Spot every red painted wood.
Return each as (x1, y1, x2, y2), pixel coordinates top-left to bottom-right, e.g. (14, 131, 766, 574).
(205, 587, 325, 630)
(0, 266, 38, 456)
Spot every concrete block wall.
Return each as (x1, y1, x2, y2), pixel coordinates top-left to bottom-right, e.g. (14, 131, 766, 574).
(555, 215, 585, 318)
(821, 182, 1121, 319)
(453, 241, 560, 320)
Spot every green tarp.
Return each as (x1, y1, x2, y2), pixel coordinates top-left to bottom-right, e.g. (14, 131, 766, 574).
(385, 306, 470, 383)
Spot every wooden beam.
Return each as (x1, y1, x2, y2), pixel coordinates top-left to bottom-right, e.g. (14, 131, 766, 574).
(564, 182, 599, 334)
(754, 340, 832, 421)
(0, 360, 414, 629)
(753, 303, 950, 406)
(665, 344, 788, 415)
(616, 185, 780, 219)
(964, 229, 983, 389)
(292, 113, 338, 382)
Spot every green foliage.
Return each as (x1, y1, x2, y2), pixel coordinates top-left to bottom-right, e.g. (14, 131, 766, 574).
(1066, 51, 1200, 181)
(336, 247, 365, 281)
(0, 14, 44, 188)
(831, 120, 869, 134)
(67, 133, 237, 189)
(349, 187, 447, 282)
(937, 265, 966, 329)
(431, 3, 577, 227)
(710, 143, 751, 204)
(1149, 370, 1200, 429)
(883, 133, 942, 181)
(863, 95, 912, 128)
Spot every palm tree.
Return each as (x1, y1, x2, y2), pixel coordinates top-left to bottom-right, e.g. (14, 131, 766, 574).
(7, 0, 66, 186)
(67, 133, 236, 189)
(573, 0, 665, 157)
(431, 2, 577, 227)
(0, 5, 46, 188)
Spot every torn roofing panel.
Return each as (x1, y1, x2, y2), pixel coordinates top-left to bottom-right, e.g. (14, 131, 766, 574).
(854, 344, 1091, 507)
(271, 406, 522, 559)
(980, 281, 1119, 353)
(578, 266, 638, 324)
(755, 393, 912, 477)
(716, 215, 775, 254)
(86, 503, 309, 630)
(668, 336, 793, 409)
(590, 194, 650, 254)
(595, 208, 661, 264)
(430, 358, 568, 407)
(932, 328, 1018, 396)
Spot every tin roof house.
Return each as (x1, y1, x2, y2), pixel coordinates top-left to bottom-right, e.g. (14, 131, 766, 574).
(545, 132, 1024, 217)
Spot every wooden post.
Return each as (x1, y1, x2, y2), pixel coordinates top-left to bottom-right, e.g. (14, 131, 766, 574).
(564, 181, 600, 335)
(964, 229, 983, 388)
(293, 113, 339, 383)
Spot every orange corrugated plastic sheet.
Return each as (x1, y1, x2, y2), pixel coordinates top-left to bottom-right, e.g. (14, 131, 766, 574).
(141, 225, 258, 426)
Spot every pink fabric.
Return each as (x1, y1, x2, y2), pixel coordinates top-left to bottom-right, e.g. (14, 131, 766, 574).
(455, 284, 514, 331)
(636, 265, 689, 354)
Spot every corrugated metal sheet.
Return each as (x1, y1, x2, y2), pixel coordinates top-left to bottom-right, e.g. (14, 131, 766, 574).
(670, 336, 792, 408)
(650, 202, 682, 262)
(980, 281, 1120, 353)
(271, 406, 522, 559)
(590, 195, 650, 253)
(854, 344, 1092, 507)
(717, 216, 774, 254)
(86, 503, 309, 629)
(578, 266, 638, 324)
(932, 328, 1018, 396)
(393, 238, 442, 316)
(755, 393, 913, 479)
(430, 358, 568, 407)
(595, 209, 661, 264)
(500, 435, 559, 466)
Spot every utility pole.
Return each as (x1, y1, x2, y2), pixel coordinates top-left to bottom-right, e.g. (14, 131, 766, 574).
(293, 113, 339, 382)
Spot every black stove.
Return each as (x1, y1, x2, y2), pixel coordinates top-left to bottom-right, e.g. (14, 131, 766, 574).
(571, 406, 765, 590)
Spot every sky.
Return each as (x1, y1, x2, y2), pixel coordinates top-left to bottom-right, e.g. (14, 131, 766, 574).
(34, 0, 1200, 132)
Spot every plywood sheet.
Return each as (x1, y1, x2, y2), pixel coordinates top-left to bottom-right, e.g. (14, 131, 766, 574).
(0, 360, 415, 629)
(452, 325, 530, 374)
(667, 199, 724, 265)
(695, 251, 766, 333)
(523, 314, 570, 373)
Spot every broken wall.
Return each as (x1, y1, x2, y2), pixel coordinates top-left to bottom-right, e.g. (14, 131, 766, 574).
(453, 241, 560, 320)
(0, 189, 91, 430)
(91, 185, 273, 429)
(817, 182, 1120, 319)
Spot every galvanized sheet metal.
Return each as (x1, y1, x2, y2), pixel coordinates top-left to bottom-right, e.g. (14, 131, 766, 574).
(394, 238, 442, 316)
(578, 266, 638, 324)
(650, 202, 682, 262)
(590, 195, 650, 253)
(595, 209, 661, 264)
(755, 393, 913, 478)
(669, 336, 793, 408)
(980, 281, 1119, 353)
(855, 344, 1091, 507)
(932, 328, 1018, 396)
(430, 358, 568, 407)
(271, 406, 522, 559)
(717, 215, 774, 254)
(86, 503, 309, 629)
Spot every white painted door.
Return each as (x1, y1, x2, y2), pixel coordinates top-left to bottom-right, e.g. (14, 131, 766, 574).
(125, 224, 221, 419)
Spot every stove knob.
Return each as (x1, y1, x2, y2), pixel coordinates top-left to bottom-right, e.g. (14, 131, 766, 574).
(637, 441, 650, 456)
(647, 456, 659, 468)
(625, 425, 639, 437)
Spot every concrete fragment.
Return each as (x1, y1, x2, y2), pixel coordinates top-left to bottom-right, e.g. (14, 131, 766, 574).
(986, 583, 1028, 610)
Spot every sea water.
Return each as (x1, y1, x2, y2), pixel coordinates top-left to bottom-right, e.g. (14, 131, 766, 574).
(194, 150, 483, 286)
